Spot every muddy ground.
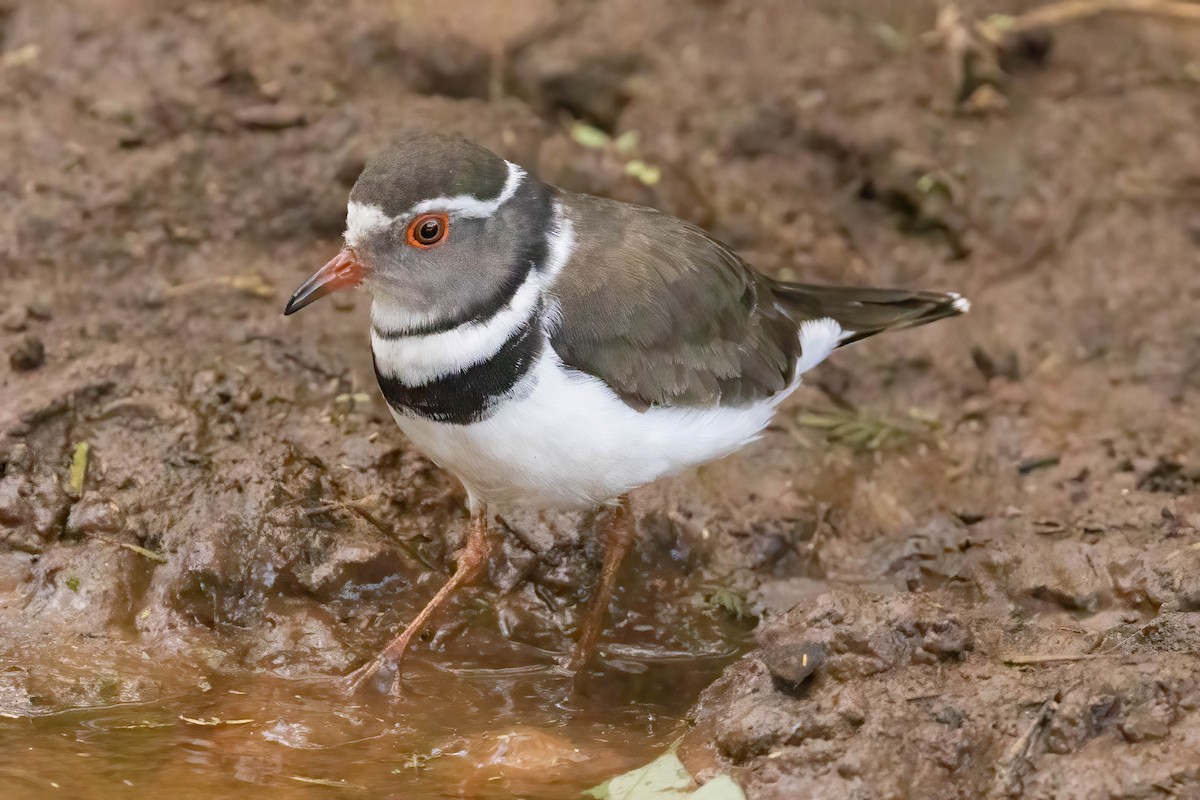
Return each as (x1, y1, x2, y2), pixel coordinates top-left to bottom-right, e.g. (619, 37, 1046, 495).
(2, 0, 1200, 798)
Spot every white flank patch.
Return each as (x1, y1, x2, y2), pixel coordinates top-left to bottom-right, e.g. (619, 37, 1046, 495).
(793, 317, 843, 377)
(372, 267, 543, 385)
(344, 160, 526, 247)
(391, 353, 788, 511)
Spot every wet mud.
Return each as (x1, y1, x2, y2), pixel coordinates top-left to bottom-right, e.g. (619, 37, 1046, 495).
(2, 0, 1199, 797)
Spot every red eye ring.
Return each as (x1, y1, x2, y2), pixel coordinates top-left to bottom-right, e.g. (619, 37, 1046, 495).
(406, 213, 449, 248)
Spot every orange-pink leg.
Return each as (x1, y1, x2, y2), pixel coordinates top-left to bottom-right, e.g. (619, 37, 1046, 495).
(570, 495, 634, 671)
(345, 508, 492, 694)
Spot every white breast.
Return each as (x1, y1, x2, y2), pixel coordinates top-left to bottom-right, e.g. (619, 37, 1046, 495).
(390, 345, 816, 512)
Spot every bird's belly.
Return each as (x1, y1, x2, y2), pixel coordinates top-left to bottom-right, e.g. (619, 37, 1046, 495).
(389, 355, 789, 511)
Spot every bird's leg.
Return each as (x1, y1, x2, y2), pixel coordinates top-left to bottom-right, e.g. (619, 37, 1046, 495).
(570, 495, 634, 671)
(345, 507, 492, 694)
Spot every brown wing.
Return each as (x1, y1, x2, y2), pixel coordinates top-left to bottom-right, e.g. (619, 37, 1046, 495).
(545, 192, 969, 410)
(546, 194, 801, 409)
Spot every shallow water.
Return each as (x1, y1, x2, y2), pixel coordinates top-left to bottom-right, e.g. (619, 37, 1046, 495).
(0, 585, 747, 799)
(0, 655, 742, 799)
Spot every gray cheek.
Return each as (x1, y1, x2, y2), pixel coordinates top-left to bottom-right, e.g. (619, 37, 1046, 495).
(363, 253, 444, 310)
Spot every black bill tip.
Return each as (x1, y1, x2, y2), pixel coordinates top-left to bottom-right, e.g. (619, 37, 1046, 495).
(282, 249, 364, 316)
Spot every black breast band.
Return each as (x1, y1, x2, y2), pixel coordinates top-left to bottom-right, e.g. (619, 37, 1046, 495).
(373, 318, 543, 425)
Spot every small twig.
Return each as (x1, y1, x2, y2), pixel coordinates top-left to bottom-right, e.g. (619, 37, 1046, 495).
(289, 776, 366, 790)
(905, 693, 943, 703)
(166, 274, 275, 299)
(994, 697, 1057, 794)
(805, 502, 832, 566)
(179, 716, 254, 726)
(90, 534, 168, 563)
(116, 541, 168, 563)
(1167, 541, 1200, 560)
(1102, 617, 1163, 653)
(982, 0, 1200, 43)
(1001, 652, 1119, 665)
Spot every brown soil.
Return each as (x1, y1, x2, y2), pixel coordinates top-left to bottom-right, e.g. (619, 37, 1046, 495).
(2, 1, 1199, 798)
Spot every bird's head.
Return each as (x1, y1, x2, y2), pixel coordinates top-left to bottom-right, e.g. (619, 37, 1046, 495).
(284, 135, 552, 333)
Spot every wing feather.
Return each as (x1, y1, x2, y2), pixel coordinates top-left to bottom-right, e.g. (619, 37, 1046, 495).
(546, 194, 800, 408)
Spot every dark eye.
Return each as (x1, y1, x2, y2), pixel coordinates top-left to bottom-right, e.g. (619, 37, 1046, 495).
(418, 220, 440, 241)
(407, 213, 448, 248)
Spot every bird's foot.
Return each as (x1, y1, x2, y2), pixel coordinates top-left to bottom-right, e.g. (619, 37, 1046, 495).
(339, 509, 493, 696)
(341, 651, 407, 696)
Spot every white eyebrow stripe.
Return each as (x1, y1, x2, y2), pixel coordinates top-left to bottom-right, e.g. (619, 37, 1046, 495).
(409, 161, 526, 218)
(343, 160, 526, 247)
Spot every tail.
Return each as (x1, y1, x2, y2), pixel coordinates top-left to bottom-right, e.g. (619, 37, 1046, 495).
(771, 281, 970, 346)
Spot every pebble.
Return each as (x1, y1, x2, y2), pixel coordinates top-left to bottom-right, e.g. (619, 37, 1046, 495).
(67, 495, 126, 538)
(10, 335, 45, 372)
(1, 306, 29, 332)
(233, 103, 306, 130)
(0, 479, 30, 527)
(27, 302, 52, 321)
(761, 641, 825, 688)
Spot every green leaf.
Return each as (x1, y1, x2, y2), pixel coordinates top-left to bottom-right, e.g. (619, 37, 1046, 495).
(586, 751, 745, 800)
(703, 586, 753, 621)
(570, 122, 612, 150)
(624, 159, 662, 186)
(872, 22, 909, 54)
(68, 441, 90, 497)
(986, 13, 1016, 32)
(693, 776, 745, 799)
(613, 130, 640, 154)
(792, 406, 937, 453)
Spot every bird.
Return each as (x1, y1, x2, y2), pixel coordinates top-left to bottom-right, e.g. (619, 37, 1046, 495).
(283, 134, 969, 692)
